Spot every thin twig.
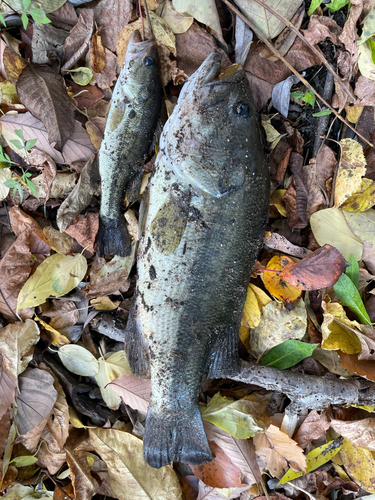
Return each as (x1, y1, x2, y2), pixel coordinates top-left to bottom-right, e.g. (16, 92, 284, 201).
(221, 0, 373, 149)
(245, 0, 355, 102)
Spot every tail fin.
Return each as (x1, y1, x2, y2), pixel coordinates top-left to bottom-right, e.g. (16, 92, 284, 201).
(143, 403, 213, 468)
(97, 215, 131, 257)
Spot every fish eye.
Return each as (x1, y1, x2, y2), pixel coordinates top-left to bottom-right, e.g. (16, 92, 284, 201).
(234, 102, 250, 117)
(144, 56, 155, 67)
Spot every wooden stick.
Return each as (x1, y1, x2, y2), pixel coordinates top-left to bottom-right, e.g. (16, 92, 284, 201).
(248, 0, 355, 102)
(221, 0, 373, 149)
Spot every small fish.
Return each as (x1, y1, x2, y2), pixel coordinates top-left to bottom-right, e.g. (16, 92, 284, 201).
(124, 50, 269, 468)
(97, 30, 161, 257)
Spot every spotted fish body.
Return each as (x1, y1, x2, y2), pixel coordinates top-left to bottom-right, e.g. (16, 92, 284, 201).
(97, 31, 161, 257)
(124, 51, 269, 468)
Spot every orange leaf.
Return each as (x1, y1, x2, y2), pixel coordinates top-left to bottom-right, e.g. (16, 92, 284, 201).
(338, 351, 375, 382)
(280, 244, 347, 290)
(190, 442, 243, 488)
(262, 255, 301, 305)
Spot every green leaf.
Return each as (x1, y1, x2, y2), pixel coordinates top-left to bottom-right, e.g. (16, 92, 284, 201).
(25, 177, 38, 198)
(25, 138, 37, 150)
(51, 253, 87, 295)
(14, 129, 25, 142)
(9, 455, 38, 467)
(312, 109, 332, 117)
(22, 0, 32, 9)
(369, 37, 375, 65)
(9, 139, 24, 150)
(4, 178, 17, 188)
(261, 340, 318, 370)
(345, 254, 359, 288)
(21, 11, 29, 29)
(333, 273, 371, 325)
(290, 90, 305, 100)
(279, 437, 344, 484)
(0, 13, 7, 27)
(29, 8, 51, 24)
(200, 392, 266, 439)
(0, 146, 11, 164)
(308, 0, 322, 15)
(302, 90, 315, 108)
(17, 182, 23, 202)
(326, 0, 348, 11)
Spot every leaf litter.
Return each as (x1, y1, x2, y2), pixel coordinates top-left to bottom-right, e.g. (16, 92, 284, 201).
(2, 0, 375, 499)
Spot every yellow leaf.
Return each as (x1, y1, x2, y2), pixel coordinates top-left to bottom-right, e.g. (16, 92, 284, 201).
(149, 11, 176, 55)
(0, 169, 11, 201)
(262, 255, 302, 304)
(261, 116, 285, 149)
(89, 428, 182, 499)
(69, 406, 95, 429)
(239, 325, 250, 351)
(334, 138, 367, 208)
(345, 105, 363, 124)
(340, 438, 375, 493)
(342, 178, 375, 212)
(17, 253, 65, 310)
(310, 207, 363, 261)
(250, 299, 307, 359)
(173, 0, 225, 44)
(90, 296, 118, 311)
(58, 344, 99, 376)
(321, 302, 362, 354)
(270, 189, 287, 217)
(358, 41, 375, 81)
(200, 393, 267, 439)
(279, 437, 343, 484)
(251, 283, 272, 308)
(101, 351, 131, 381)
(35, 315, 69, 346)
(51, 253, 87, 295)
(160, 0, 193, 34)
(0, 81, 19, 104)
(242, 285, 260, 328)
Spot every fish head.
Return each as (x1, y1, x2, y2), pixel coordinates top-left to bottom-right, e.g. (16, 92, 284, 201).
(163, 50, 263, 198)
(123, 30, 160, 86)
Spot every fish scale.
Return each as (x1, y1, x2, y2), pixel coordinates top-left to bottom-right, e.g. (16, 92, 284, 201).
(124, 50, 269, 468)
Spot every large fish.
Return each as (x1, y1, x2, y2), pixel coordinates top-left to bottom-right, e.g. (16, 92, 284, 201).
(97, 30, 161, 257)
(125, 50, 269, 468)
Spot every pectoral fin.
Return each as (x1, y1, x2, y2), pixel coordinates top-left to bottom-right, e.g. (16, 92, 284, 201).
(150, 190, 190, 254)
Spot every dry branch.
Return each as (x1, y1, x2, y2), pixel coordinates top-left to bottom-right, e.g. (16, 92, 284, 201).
(225, 361, 375, 413)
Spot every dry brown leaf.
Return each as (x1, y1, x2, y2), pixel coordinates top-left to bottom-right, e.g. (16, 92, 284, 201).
(57, 156, 100, 232)
(280, 244, 347, 290)
(65, 212, 99, 254)
(16, 64, 75, 151)
(43, 299, 79, 330)
(89, 428, 182, 500)
(8, 205, 45, 240)
(42, 226, 74, 255)
(92, 0, 132, 53)
(302, 15, 342, 46)
(355, 75, 375, 106)
(3, 47, 27, 83)
(0, 231, 49, 321)
(109, 374, 151, 413)
(0, 408, 11, 456)
(90, 29, 106, 74)
(330, 418, 375, 450)
(16, 367, 58, 444)
(62, 9, 94, 70)
(338, 351, 375, 382)
(28, 149, 57, 201)
(253, 424, 306, 478)
(0, 357, 17, 422)
(94, 48, 117, 92)
(338, 0, 363, 78)
(66, 448, 97, 500)
(294, 409, 331, 449)
(1, 112, 95, 165)
(68, 80, 104, 110)
(264, 232, 313, 259)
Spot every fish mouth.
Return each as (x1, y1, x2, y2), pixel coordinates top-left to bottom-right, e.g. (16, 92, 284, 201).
(127, 30, 156, 61)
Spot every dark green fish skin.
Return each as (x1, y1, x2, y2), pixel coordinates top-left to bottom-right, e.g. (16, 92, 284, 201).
(97, 31, 161, 257)
(124, 51, 269, 468)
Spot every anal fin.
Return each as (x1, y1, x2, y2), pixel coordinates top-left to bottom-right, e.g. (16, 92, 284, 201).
(124, 290, 150, 378)
(205, 326, 240, 379)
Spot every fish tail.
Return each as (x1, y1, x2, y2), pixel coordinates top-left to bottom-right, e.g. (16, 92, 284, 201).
(96, 215, 131, 257)
(143, 403, 213, 468)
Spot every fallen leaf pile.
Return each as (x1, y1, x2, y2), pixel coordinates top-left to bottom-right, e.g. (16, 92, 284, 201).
(2, 0, 375, 499)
